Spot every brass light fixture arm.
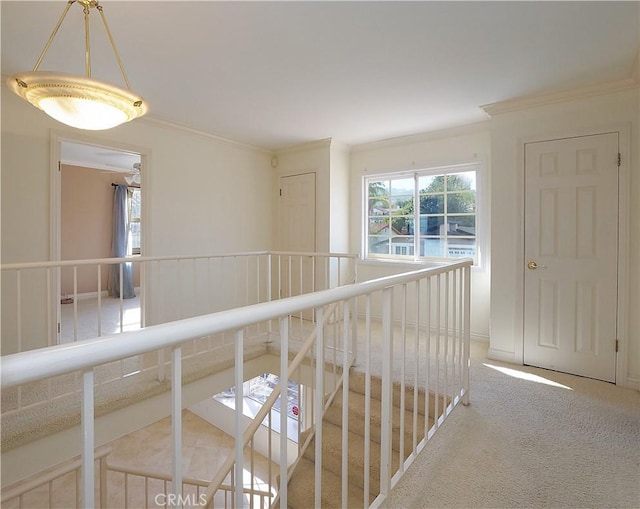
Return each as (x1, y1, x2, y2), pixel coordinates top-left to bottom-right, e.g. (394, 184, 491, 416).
(32, 0, 76, 72)
(96, 3, 132, 90)
(83, 1, 91, 77)
(30, 0, 132, 90)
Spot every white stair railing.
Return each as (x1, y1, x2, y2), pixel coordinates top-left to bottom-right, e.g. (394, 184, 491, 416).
(1, 257, 471, 509)
(1, 251, 357, 353)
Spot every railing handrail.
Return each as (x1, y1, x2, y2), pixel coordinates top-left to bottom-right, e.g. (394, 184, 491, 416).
(1, 259, 470, 389)
(0, 250, 358, 271)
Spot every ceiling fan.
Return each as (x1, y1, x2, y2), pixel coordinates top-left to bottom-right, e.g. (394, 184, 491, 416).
(125, 162, 141, 186)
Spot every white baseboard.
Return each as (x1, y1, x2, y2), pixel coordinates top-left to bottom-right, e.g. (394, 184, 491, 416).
(471, 332, 489, 343)
(487, 347, 517, 363)
(62, 287, 142, 301)
(624, 375, 639, 391)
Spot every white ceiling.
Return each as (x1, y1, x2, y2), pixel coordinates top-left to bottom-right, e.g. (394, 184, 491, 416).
(2, 1, 639, 150)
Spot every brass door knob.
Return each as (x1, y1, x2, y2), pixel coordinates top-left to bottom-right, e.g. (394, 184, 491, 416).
(527, 261, 546, 270)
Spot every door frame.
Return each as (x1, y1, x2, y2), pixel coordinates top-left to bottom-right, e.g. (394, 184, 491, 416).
(515, 123, 631, 386)
(49, 130, 151, 342)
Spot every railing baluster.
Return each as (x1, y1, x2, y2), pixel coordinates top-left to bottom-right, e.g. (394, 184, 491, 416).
(458, 268, 464, 395)
(413, 280, 420, 452)
(267, 410, 272, 504)
(172, 346, 183, 507)
(97, 265, 102, 337)
(444, 271, 449, 415)
(119, 263, 124, 333)
(73, 266, 78, 341)
(364, 295, 371, 508)
(435, 274, 441, 426)
(46, 268, 53, 346)
(279, 316, 288, 508)
(266, 254, 273, 341)
(140, 261, 146, 328)
(424, 277, 431, 438)
(234, 329, 244, 509)
(463, 265, 471, 405)
(400, 284, 407, 470)
(314, 307, 324, 509)
(341, 300, 350, 509)
(250, 436, 255, 509)
(81, 369, 95, 508)
(379, 287, 393, 502)
(16, 270, 21, 352)
(452, 269, 457, 401)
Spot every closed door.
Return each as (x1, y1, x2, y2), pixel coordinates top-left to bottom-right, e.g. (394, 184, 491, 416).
(280, 173, 316, 299)
(523, 133, 619, 382)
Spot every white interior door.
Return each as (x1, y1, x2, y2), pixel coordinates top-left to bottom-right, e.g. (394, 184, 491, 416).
(523, 133, 619, 382)
(279, 173, 316, 300)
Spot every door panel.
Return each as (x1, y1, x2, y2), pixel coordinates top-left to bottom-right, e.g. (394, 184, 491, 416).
(279, 173, 316, 300)
(524, 133, 618, 382)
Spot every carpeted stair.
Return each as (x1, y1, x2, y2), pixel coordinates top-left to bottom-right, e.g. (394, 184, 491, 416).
(286, 370, 444, 509)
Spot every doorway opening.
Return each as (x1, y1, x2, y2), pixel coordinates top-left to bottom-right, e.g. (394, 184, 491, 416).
(55, 139, 146, 343)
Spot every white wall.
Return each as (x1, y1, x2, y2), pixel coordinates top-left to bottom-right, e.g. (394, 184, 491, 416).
(1, 89, 276, 352)
(489, 87, 640, 388)
(329, 141, 351, 254)
(349, 125, 492, 340)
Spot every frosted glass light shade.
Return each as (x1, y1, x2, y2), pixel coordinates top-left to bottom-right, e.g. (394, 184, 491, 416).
(8, 71, 148, 130)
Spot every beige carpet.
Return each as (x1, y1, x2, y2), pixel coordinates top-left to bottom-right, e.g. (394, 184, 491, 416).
(389, 342, 640, 509)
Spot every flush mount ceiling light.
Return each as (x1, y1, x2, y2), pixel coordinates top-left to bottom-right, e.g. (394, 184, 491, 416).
(7, 0, 147, 130)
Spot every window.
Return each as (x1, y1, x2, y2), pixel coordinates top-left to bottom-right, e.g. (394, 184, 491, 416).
(128, 188, 141, 255)
(366, 165, 478, 262)
(214, 373, 301, 440)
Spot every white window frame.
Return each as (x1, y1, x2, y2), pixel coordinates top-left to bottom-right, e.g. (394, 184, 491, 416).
(363, 162, 483, 265)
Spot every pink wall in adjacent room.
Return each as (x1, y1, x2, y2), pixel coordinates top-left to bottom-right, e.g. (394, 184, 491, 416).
(61, 165, 140, 295)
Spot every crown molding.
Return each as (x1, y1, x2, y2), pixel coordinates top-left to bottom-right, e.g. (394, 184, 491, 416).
(274, 137, 333, 156)
(138, 115, 272, 154)
(351, 120, 490, 153)
(481, 75, 639, 117)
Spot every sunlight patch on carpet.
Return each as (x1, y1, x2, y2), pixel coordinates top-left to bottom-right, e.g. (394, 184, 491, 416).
(483, 363, 573, 390)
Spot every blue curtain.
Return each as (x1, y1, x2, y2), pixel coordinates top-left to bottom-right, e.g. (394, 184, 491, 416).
(108, 185, 135, 299)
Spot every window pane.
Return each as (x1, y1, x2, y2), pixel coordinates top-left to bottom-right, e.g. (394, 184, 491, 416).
(418, 175, 444, 193)
(368, 217, 389, 235)
(368, 198, 387, 216)
(391, 216, 413, 235)
(446, 172, 475, 191)
(391, 240, 414, 256)
(447, 192, 476, 213)
(130, 222, 141, 249)
(419, 215, 444, 235)
(447, 215, 476, 234)
(390, 195, 412, 211)
(369, 236, 389, 254)
(368, 181, 389, 215)
(446, 238, 476, 258)
(390, 178, 414, 195)
(419, 194, 444, 214)
(419, 237, 446, 257)
(131, 189, 141, 219)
